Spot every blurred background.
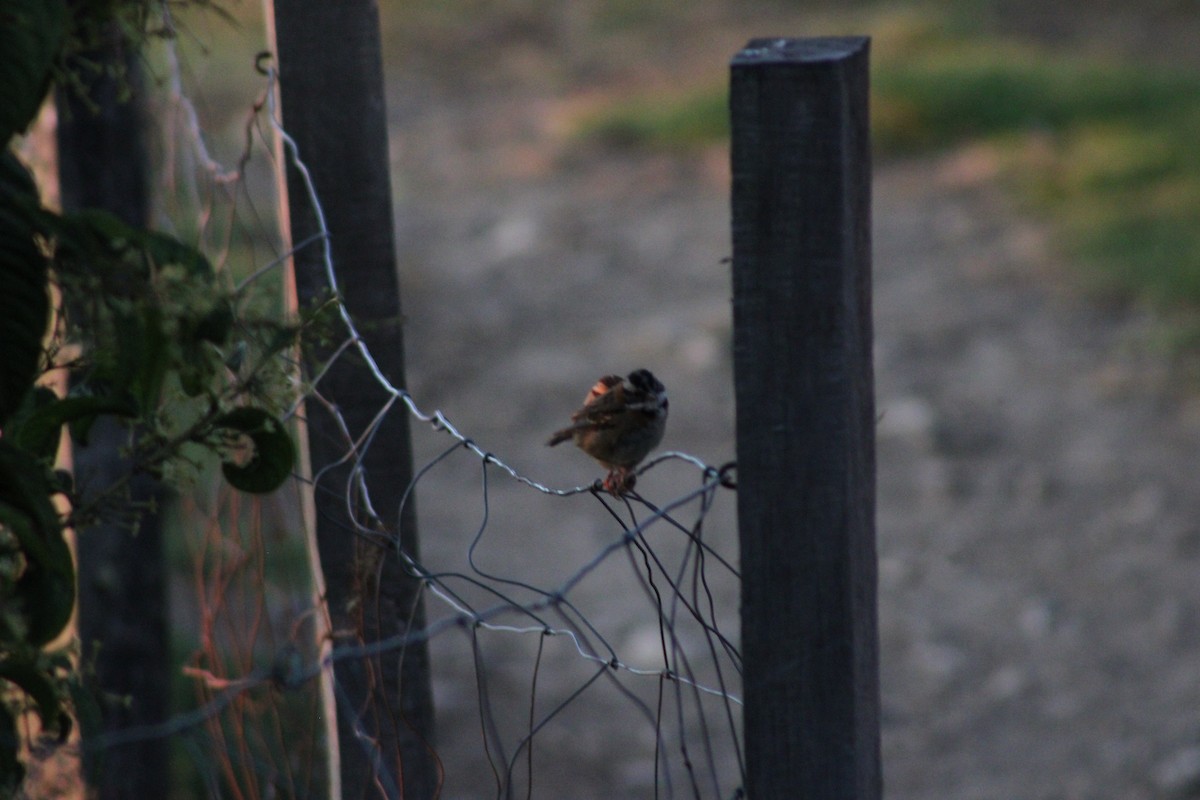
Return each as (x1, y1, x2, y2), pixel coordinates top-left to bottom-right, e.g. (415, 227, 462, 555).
(51, 0, 1200, 797)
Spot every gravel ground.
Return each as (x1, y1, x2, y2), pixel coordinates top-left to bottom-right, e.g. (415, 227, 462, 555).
(379, 5, 1200, 798)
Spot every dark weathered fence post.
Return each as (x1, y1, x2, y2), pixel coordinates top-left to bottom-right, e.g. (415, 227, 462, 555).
(56, 30, 171, 799)
(730, 38, 879, 799)
(268, 2, 438, 798)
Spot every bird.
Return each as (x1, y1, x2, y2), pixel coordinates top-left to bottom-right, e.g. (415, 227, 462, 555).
(547, 369, 668, 494)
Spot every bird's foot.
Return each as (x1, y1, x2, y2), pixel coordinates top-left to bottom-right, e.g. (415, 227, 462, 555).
(602, 469, 636, 496)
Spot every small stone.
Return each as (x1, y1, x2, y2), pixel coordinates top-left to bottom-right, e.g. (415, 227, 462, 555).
(1152, 746, 1200, 794)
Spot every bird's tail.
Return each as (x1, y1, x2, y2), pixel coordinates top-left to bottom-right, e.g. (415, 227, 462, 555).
(546, 428, 573, 447)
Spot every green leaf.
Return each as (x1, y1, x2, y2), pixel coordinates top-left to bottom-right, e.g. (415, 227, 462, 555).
(89, 303, 169, 414)
(12, 394, 139, 461)
(0, 656, 65, 737)
(0, 152, 50, 427)
(49, 210, 213, 282)
(129, 304, 169, 412)
(63, 382, 138, 447)
(0, 500, 53, 577)
(263, 325, 300, 360)
(0, 442, 73, 645)
(194, 300, 234, 345)
(213, 407, 295, 494)
(0, 703, 24, 794)
(139, 229, 214, 280)
(0, 502, 73, 646)
(50, 469, 72, 496)
(178, 301, 234, 397)
(0, 442, 62, 562)
(48, 207, 135, 264)
(0, 148, 38, 199)
(22, 567, 74, 646)
(72, 208, 135, 250)
(0, 0, 67, 143)
(5, 385, 57, 461)
(178, 338, 223, 398)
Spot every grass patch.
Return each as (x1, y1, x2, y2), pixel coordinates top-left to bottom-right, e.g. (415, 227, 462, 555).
(577, 87, 729, 149)
(576, 14, 1200, 310)
(875, 31, 1200, 308)
(872, 42, 1200, 151)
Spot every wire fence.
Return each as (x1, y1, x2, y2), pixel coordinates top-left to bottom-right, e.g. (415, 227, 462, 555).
(35, 20, 743, 800)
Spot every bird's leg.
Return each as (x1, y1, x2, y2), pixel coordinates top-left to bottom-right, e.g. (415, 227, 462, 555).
(603, 468, 636, 495)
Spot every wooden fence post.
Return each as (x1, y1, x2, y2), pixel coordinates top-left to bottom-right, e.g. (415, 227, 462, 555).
(57, 31, 171, 798)
(267, 2, 438, 797)
(730, 38, 879, 799)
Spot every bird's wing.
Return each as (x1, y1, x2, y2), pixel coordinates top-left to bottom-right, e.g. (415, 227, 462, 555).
(571, 393, 625, 427)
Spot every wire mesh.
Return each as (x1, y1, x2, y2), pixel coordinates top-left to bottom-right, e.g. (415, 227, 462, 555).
(37, 15, 744, 800)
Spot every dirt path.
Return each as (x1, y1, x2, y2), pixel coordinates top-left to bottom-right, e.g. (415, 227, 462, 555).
(384, 20, 1200, 800)
(874, 159, 1200, 800)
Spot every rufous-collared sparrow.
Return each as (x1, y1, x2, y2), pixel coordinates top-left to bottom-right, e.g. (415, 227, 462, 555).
(547, 369, 668, 493)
